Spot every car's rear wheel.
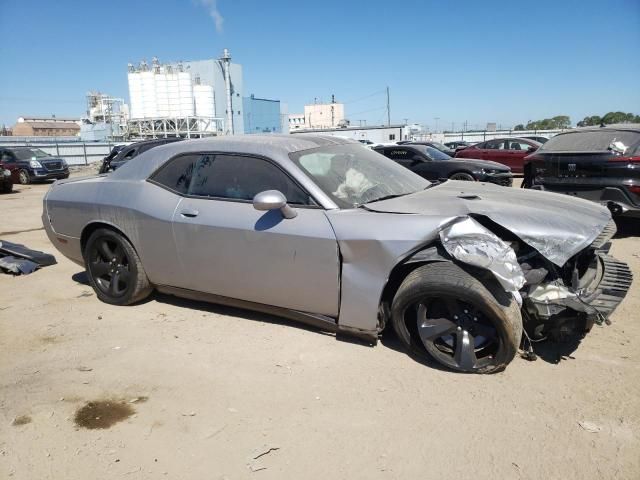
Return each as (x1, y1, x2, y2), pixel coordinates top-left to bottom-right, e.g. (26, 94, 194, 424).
(391, 262, 522, 373)
(84, 228, 152, 305)
(18, 169, 31, 185)
(449, 172, 475, 181)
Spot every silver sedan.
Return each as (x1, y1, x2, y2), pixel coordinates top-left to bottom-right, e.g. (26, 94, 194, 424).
(43, 135, 632, 373)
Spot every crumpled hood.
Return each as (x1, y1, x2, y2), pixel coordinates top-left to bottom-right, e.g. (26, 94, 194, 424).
(447, 158, 510, 171)
(364, 180, 611, 266)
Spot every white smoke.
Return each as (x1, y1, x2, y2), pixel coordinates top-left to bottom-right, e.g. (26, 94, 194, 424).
(196, 0, 224, 34)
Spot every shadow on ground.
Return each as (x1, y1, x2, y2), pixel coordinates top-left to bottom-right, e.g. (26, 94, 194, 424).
(614, 217, 640, 238)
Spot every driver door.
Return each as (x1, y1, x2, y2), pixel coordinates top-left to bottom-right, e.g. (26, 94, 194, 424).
(160, 152, 340, 317)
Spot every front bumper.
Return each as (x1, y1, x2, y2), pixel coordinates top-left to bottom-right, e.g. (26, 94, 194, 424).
(482, 173, 513, 187)
(524, 251, 632, 336)
(32, 169, 70, 181)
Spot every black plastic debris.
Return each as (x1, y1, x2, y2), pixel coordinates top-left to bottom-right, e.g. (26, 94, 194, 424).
(0, 240, 57, 275)
(0, 256, 39, 275)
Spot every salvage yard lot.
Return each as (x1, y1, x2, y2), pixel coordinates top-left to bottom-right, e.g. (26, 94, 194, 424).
(1, 172, 640, 479)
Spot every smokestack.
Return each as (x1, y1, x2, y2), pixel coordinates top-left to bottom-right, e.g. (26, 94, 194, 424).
(221, 48, 234, 135)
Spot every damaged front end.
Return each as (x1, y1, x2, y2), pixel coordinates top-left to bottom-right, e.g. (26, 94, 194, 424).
(439, 217, 632, 342)
(520, 220, 632, 340)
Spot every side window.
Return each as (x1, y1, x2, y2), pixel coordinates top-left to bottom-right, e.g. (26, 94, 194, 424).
(150, 154, 198, 195)
(389, 134, 396, 140)
(507, 140, 531, 151)
(1, 151, 14, 163)
(485, 140, 503, 150)
(188, 154, 312, 205)
(123, 148, 138, 159)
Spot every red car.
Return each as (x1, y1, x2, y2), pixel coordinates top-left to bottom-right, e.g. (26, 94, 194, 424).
(455, 137, 541, 173)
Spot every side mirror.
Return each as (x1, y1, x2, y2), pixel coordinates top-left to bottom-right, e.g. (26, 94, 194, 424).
(253, 190, 298, 219)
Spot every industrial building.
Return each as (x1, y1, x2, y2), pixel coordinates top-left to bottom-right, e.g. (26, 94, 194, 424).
(80, 92, 128, 141)
(242, 95, 281, 134)
(291, 124, 408, 144)
(126, 49, 241, 138)
(13, 116, 80, 137)
(289, 98, 346, 131)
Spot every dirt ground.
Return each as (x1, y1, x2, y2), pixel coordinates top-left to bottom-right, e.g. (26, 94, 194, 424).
(1, 168, 639, 480)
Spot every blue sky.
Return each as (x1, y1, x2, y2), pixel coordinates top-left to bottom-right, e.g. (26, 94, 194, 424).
(1, 0, 639, 130)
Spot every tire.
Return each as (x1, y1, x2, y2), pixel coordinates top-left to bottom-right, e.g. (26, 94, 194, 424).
(391, 262, 522, 374)
(449, 172, 476, 181)
(83, 228, 152, 305)
(18, 169, 31, 185)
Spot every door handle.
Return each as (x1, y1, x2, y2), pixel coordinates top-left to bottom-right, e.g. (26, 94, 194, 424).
(180, 209, 199, 218)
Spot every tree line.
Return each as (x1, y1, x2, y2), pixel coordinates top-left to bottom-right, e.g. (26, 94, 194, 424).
(513, 111, 639, 131)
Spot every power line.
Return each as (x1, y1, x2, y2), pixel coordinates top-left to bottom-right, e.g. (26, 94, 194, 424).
(342, 89, 387, 105)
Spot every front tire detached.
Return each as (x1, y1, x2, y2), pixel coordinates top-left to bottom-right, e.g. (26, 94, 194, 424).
(84, 228, 152, 305)
(391, 262, 522, 373)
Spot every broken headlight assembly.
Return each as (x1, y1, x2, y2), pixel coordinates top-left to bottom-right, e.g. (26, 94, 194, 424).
(439, 217, 526, 293)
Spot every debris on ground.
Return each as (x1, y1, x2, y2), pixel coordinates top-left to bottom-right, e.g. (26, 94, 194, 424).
(578, 421, 602, 433)
(0, 240, 56, 275)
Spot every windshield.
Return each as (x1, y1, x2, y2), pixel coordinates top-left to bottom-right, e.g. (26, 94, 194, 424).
(290, 144, 430, 208)
(424, 146, 451, 160)
(13, 148, 50, 160)
(429, 142, 451, 152)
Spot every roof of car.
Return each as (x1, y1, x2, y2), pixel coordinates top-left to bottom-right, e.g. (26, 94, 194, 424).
(558, 124, 640, 134)
(110, 134, 359, 181)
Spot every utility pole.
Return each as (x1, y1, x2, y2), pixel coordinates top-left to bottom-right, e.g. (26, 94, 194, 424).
(386, 86, 390, 126)
(403, 118, 408, 125)
(434, 117, 440, 133)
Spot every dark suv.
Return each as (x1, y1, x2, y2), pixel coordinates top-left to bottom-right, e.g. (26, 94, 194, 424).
(0, 147, 69, 184)
(99, 138, 183, 173)
(523, 125, 640, 217)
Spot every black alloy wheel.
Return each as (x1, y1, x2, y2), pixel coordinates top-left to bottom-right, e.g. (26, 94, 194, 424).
(84, 228, 152, 305)
(88, 236, 131, 299)
(449, 172, 475, 181)
(413, 297, 500, 371)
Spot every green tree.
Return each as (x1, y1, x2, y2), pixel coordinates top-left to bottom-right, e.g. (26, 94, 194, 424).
(525, 115, 571, 130)
(514, 124, 525, 131)
(577, 112, 640, 127)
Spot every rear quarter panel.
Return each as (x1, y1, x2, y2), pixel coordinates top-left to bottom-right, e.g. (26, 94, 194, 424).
(45, 177, 182, 286)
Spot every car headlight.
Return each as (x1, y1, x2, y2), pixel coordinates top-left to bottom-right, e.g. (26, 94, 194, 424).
(439, 217, 525, 292)
(61, 159, 68, 167)
(480, 168, 501, 174)
(2, 169, 10, 177)
(29, 160, 43, 168)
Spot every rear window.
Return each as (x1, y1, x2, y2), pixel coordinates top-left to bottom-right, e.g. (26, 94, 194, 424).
(539, 130, 640, 154)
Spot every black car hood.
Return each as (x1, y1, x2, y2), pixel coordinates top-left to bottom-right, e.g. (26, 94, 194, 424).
(446, 158, 510, 171)
(365, 180, 611, 266)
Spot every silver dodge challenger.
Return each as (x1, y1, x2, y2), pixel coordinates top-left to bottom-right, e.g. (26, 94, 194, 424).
(43, 135, 632, 373)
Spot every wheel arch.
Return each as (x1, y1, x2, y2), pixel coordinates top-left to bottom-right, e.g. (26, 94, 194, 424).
(80, 221, 136, 257)
(378, 242, 513, 331)
(378, 243, 451, 329)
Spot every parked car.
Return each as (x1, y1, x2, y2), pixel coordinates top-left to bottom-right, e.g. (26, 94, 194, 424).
(455, 138, 541, 173)
(0, 147, 69, 184)
(399, 141, 456, 157)
(0, 167, 13, 193)
(43, 135, 631, 373)
(444, 140, 472, 151)
(521, 136, 549, 144)
(373, 144, 513, 185)
(523, 125, 640, 218)
(99, 137, 183, 173)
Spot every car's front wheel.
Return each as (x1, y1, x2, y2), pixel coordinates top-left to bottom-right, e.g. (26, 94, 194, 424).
(84, 228, 152, 305)
(391, 262, 522, 373)
(18, 169, 31, 185)
(449, 172, 475, 181)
